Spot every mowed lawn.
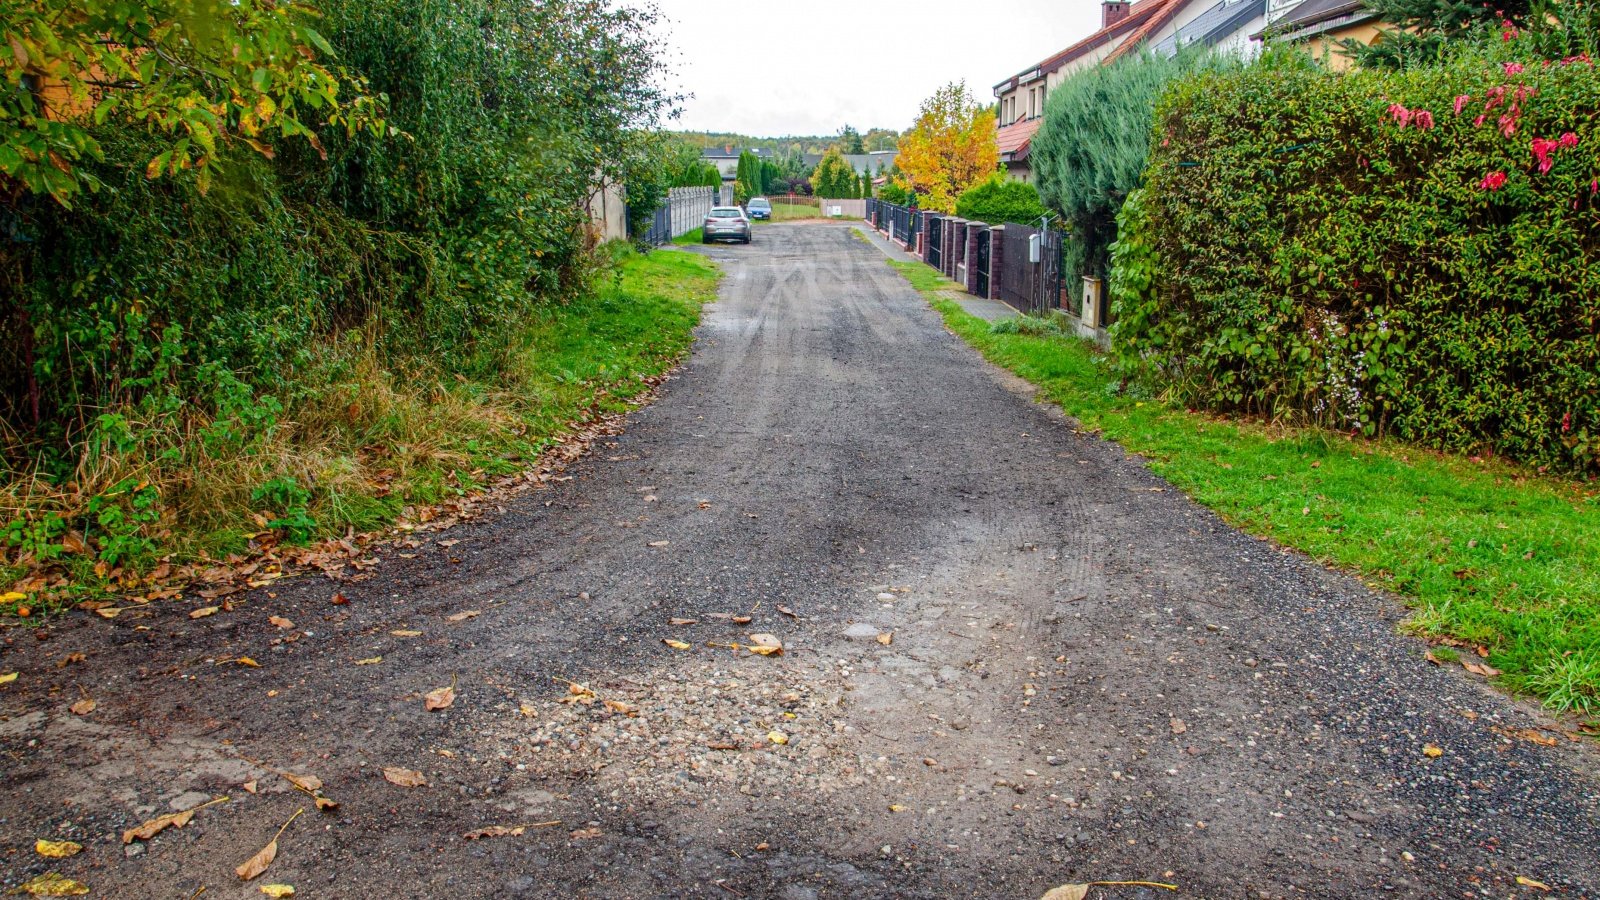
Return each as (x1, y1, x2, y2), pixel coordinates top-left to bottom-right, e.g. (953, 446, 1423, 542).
(888, 258, 1600, 720)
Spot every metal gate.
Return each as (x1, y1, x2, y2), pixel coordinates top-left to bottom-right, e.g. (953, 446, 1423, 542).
(974, 227, 990, 298)
(1039, 227, 1066, 314)
(996, 225, 1036, 312)
(926, 215, 943, 268)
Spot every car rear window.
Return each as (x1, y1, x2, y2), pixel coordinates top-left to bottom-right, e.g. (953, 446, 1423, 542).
(709, 209, 743, 218)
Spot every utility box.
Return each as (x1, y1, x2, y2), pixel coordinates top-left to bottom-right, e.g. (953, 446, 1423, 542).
(1028, 232, 1041, 263)
(1082, 277, 1103, 329)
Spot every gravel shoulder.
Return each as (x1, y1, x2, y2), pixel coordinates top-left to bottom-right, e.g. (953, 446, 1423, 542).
(0, 223, 1596, 899)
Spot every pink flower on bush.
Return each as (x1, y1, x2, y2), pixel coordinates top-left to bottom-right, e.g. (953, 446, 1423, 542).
(1563, 411, 1573, 433)
(1387, 103, 1412, 126)
(1454, 94, 1472, 114)
(1591, 177, 1598, 194)
(1474, 114, 1487, 126)
(1531, 137, 1559, 173)
(1479, 171, 1508, 190)
(1559, 131, 1580, 148)
(1413, 110, 1435, 129)
(1503, 61, 1525, 74)
(1500, 114, 1520, 137)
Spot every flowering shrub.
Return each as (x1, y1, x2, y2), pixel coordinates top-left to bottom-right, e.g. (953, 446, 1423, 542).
(1116, 45, 1600, 473)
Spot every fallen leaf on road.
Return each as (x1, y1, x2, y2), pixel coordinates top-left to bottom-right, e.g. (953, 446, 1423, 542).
(571, 827, 603, 840)
(888, 804, 907, 812)
(732, 615, 752, 625)
(1462, 660, 1502, 677)
(0, 671, 16, 684)
(465, 825, 522, 839)
(519, 702, 538, 717)
(425, 679, 456, 711)
(123, 796, 228, 843)
(437, 539, 460, 548)
(1170, 718, 1187, 735)
(238, 808, 302, 881)
(260, 886, 295, 898)
(236, 656, 261, 668)
(662, 638, 692, 650)
(777, 605, 800, 618)
(876, 633, 892, 646)
(1042, 882, 1178, 900)
(1422, 744, 1444, 758)
(558, 681, 596, 705)
(355, 656, 382, 666)
(94, 607, 124, 619)
(280, 773, 337, 810)
(445, 610, 480, 623)
(767, 731, 789, 745)
(331, 592, 349, 606)
(1508, 727, 1560, 747)
(15, 873, 89, 896)
(34, 840, 83, 858)
(669, 617, 697, 626)
(382, 767, 427, 787)
(269, 615, 294, 629)
(68, 698, 95, 716)
(390, 630, 422, 637)
(1516, 876, 1552, 891)
(603, 699, 636, 716)
(243, 780, 258, 794)
(190, 606, 220, 619)
(1423, 650, 1442, 665)
(647, 540, 670, 548)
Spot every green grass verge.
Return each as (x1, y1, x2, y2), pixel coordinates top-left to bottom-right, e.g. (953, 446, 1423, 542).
(672, 227, 704, 245)
(2, 246, 720, 615)
(888, 259, 1600, 717)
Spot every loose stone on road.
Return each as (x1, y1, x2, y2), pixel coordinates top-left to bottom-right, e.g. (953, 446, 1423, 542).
(0, 224, 1595, 898)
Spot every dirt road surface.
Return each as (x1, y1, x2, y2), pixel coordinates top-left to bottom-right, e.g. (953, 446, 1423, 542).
(2, 224, 1596, 899)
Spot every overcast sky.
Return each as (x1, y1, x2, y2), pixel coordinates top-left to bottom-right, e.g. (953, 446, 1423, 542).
(650, 0, 1105, 137)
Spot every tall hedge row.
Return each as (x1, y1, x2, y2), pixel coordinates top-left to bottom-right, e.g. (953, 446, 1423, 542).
(1118, 48, 1600, 473)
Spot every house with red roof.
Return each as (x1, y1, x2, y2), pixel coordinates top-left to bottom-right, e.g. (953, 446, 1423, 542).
(994, 0, 1270, 179)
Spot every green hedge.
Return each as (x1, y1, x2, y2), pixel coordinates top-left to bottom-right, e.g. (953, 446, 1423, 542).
(954, 174, 1048, 226)
(1119, 48, 1600, 473)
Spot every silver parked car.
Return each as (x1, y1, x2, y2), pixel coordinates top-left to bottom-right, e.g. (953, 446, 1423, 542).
(702, 206, 752, 244)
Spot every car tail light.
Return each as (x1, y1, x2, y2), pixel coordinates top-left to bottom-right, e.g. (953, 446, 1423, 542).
(705, 218, 715, 226)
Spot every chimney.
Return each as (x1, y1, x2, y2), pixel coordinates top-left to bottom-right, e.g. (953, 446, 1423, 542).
(1102, 0, 1130, 27)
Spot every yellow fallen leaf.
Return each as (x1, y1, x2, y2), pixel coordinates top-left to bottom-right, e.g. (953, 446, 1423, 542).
(35, 839, 83, 858)
(391, 629, 423, 637)
(123, 796, 228, 843)
(1516, 875, 1552, 891)
(281, 772, 322, 793)
(444, 609, 480, 623)
(668, 617, 697, 626)
(1, 671, 18, 684)
(647, 540, 670, 547)
(269, 615, 294, 629)
(888, 804, 907, 812)
(190, 606, 220, 619)
(1, 591, 26, 602)
(355, 656, 382, 665)
(662, 638, 691, 650)
(94, 607, 123, 619)
(382, 766, 427, 787)
(260, 886, 296, 898)
(767, 731, 788, 745)
(242, 780, 258, 794)
(558, 681, 596, 705)
(68, 698, 95, 716)
(1423, 744, 1444, 758)
(1042, 882, 1178, 900)
(876, 632, 892, 646)
(237, 656, 261, 668)
(748, 633, 783, 655)
(237, 808, 302, 881)
(15, 873, 89, 896)
(748, 644, 782, 656)
(425, 681, 456, 711)
(603, 699, 636, 716)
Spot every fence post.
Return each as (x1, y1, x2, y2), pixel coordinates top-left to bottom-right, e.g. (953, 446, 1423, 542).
(989, 225, 1006, 303)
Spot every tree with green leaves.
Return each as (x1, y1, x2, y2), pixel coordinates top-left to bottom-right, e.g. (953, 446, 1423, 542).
(1343, 0, 1532, 67)
(955, 174, 1047, 225)
(839, 124, 865, 154)
(1032, 50, 1223, 298)
(0, 0, 387, 205)
(860, 171, 872, 199)
(811, 147, 857, 198)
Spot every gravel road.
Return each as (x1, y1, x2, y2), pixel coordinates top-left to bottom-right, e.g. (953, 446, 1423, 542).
(1, 223, 1596, 899)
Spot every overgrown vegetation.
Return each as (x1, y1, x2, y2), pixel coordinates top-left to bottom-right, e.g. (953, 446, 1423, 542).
(1121, 33, 1600, 473)
(889, 258, 1600, 716)
(0, 0, 685, 600)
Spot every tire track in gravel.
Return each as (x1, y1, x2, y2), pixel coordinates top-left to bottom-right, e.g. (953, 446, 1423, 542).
(0, 224, 1595, 899)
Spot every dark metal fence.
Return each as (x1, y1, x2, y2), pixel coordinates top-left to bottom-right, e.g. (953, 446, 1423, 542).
(996, 225, 1037, 312)
(1040, 228, 1069, 315)
(973, 226, 990, 297)
(638, 204, 671, 246)
(881, 201, 915, 245)
(926, 215, 944, 269)
(631, 186, 715, 247)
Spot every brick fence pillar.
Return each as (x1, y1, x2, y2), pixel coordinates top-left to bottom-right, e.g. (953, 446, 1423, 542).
(988, 225, 1006, 302)
(964, 221, 986, 295)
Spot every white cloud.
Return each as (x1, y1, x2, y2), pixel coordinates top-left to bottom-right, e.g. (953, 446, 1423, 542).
(649, 0, 1103, 136)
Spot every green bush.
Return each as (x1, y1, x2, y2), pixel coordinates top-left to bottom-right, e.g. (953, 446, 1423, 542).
(954, 174, 1048, 225)
(1120, 45, 1600, 473)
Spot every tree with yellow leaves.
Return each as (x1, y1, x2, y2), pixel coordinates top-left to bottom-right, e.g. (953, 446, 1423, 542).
(893, 82, 998, 213)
